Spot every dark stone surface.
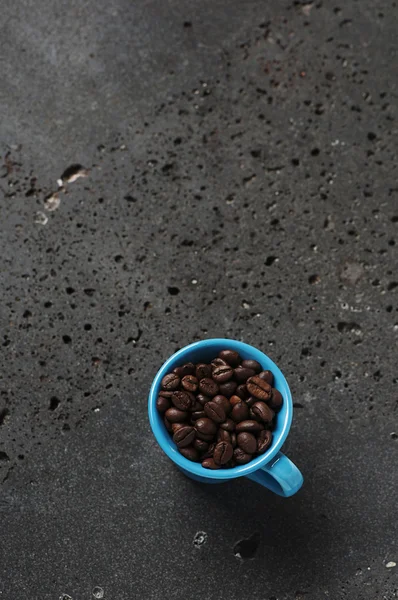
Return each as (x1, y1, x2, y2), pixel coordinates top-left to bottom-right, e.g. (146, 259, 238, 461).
(0, 1, 397, 598)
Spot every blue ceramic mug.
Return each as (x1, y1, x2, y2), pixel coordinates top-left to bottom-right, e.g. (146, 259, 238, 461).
(148, 339, 303, 497)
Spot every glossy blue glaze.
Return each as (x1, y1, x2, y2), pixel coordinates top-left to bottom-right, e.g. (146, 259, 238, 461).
(148, 339, 303, 497)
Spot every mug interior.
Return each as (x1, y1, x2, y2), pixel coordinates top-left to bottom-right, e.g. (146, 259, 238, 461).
(148, 338, 293, 480)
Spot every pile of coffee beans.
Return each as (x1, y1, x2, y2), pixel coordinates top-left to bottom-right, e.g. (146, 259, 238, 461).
(156, 349, 283, 469)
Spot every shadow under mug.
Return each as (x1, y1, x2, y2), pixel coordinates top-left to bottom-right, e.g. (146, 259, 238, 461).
(148, 338, 303, 497)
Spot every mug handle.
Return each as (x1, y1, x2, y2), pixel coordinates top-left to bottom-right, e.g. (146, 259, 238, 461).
(246, 452, 303, 497)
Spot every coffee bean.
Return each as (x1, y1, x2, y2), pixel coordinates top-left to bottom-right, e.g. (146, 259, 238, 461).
(165, 407, 188, 423)
(195, 417, 217, 437)
(199, 378, 219, 397)
(234, 447, 252, 465)
(230, 432, 237, 448)
(213, 395, 231, 415)
(172, 390, 193, 411)
(246, 376, 272, 401)
(204, 401, 226, 423)
(235, 420, 264, 433)
(173, 425, 195, 448)
(218, 349, 241, 367)
(196, 363, 212, 380)
(196, 393, 211, 406)
(231, 401, 250, 422)
(218, 380, 237, 398)
(237, 432, 257, 454)
(241, 359, 262, 373)
(211, 357, 229, 368)
(191, 410, 206, 421)
(202, 442, 216, 459)
(217, 429, 231, 443)
(230, 395, 242, 407)
(214, 441, 233, 465)
(179, 446, 199, 461)
(158, 389, 174, 398)
(220, 418, 235, 432)
(164, 416, 173, 433)
(173, 363, 195, 377)
(191, 400, 203, 412)
(235, 384, 249, 400)
(202, 458, 220, 469)
(194, 439, 209, 453)
(161, 373, 180, 391)
(269, 388, 283, 411)
(234, 366, 256, 383)
(181, 375, 198, 392)
(251, 401, 274, 423)
(258, 370, 274, 385)
(171, 422, 185, 433)
(212, 364, 234, 383)
(245, 396, 256, 408)
(156, 395, 171, 413)
(257, 430, 273, 454)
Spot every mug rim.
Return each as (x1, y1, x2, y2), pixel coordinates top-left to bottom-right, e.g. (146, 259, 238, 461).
(148, 338, 293, 480)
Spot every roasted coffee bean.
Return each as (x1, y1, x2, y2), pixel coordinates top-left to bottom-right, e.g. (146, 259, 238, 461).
(230, 432, 237, 448)
(196, 363, 212, 380)
(258, 370, 274, 385)
(194, 438, 209, 453)
(156, 395, 171, 413)
(158, 389, 174, 398)
(191, 410, 206, 421)
(161, 373, 180, 391)
(211, 357, 229, 368)
(191, 400, 203, 412)
(195, 417, 217, 437)
(202, 442, 216, 459)
(235, 384, 249, 400)
(196, 431, 215, 442)
(257, 430, 273, 454)
(181, 375, 198, 392)
(204, 401, 226, 423)
(230, 395, 242, 407)
(251, 401, 274, 423)
(269, 388, 283, 411)
(212, 364, 234, 383)
(241, 359, 262, 373)
(214, 441, 233, 465)
(245, 396, 256, 408)
(202, 458, 220, 469)
(235, 420, 264, 433)
(218, 380, 237, 398)
(213, 395, 231, 415)
(196, 393, 211, 406)
(173, 425, 195, 448)
(218, 349, 241, 367)
(165, 407, 188, 423)
(217, 429, 231, 443)
(173, 362, 195, 377)
(220, 418, 235, 432)
(172, 390, 193, 411)
(234, 447, 253, 465)
(199, 377, 219, 397)
(234, 366, 256, 383)
(246, 376, 272, 401)
(164, 416, 173, 433)
(231, 401, 250, 422)
(171, 422, 185, 433)
(179, 446, 199, 461)
(237, 432, 257, 454)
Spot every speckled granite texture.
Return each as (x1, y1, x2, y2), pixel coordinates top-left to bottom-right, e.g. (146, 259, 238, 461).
(0, 1, 397, 598)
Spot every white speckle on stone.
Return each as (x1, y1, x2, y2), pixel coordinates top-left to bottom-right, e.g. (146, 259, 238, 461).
(386, 561, 396, 568)
(331, 139, 340, 146)
(92, 586, 104, 598)
(34, 211, 48, 225)
(242, 301, 250, 309)
(393, 324, 398, 331)
(57, 178, 63, 188)
(59, 594, 73, 600)
(93, 407, 100, 413)
(193, 531, 208, 548)
(191, 279, 198, 285)
(44, 192, 61, 212)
